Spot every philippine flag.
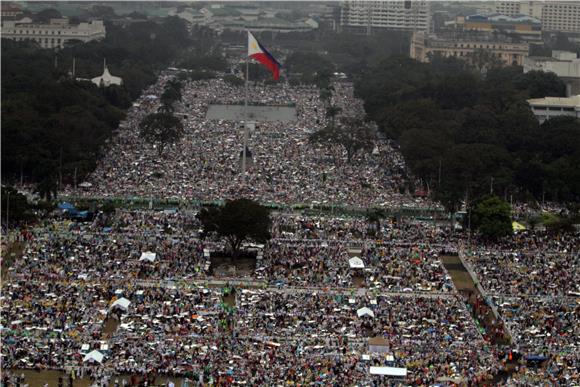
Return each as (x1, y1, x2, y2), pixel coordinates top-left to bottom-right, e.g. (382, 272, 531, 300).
(248, 31, 281, 80)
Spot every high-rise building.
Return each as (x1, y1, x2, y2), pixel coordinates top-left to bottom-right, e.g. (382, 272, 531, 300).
(340, 0, 431, 34)
(542, 2, 580, 33)
(495, 1, 580, 33)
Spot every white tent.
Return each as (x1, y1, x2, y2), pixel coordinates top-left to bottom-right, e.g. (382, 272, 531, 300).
(369, 366, 407, 377)
(111, 297, 131, 311)
(139, 252, 156, 262)
(357, 307, 375, 318)
(83, 350, 104, 364)
(349, 257, 365, 269)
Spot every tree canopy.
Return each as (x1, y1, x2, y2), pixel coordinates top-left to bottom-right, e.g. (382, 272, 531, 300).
(1, 186, 35, 227)
(310, 116, 376, 163)
(139, 113, 184, 156)
(355, 56, 578, 208)
(471, 196, 513, 239)
(2, 15, 217, 190)
(196, 199, 272, 257)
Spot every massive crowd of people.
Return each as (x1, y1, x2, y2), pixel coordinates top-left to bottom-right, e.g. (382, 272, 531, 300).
(68, 73, 438, 210)
(3, 72, 579, 386)
(2, 206, 579, 385)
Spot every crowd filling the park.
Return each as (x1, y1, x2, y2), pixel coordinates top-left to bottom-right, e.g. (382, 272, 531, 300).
(2, 71, 579, 386)
(69, 72, 437, 210)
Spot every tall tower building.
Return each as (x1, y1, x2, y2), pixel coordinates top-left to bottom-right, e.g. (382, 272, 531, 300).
(542, 1, 580, 33)
(340, 1, 431, 34)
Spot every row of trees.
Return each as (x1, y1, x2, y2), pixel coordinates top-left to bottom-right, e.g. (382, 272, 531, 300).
(139, 80, 185, 156)
(310, 116, 376, 164)
(1, 13, 213, 195)
(354, 56, 579, 210)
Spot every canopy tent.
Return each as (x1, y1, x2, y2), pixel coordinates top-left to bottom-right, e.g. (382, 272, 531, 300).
(58, 202, 75, 211)
(139, 252, 157, 262)
(349, 257, 365, 269)
(357, 307, 375, 318)
(369, 366, 407, 377)
(525, 355, 548, 362)
(111, 297, 131, 311)
(512, 221, 526, 231)
(83, 350, 104, 363)
(368, 337, 390, 353)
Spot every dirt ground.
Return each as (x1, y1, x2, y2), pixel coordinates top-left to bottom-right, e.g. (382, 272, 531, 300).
(210, 255, 256, 277)
(440, 255, 475, 292)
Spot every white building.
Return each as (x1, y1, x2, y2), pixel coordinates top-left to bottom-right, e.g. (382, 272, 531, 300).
(527, 95, 580, 123)
(411, 31, 529, 66)
(495, 1, 580, 33)
(340, 0, 431, 33)
(524, 51, 580, 96)
(1, 18, 106, 49)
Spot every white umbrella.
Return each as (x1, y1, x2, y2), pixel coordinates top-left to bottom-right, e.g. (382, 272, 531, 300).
(139, 252, 156, 262)
(357, 307, 375, 318)
(83, 350, 104, 363)
(111, 297, 131, 311)
(349, 257, 365, 269)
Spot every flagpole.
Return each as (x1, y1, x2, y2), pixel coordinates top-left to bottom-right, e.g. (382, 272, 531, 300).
(242, 30, 249, 182)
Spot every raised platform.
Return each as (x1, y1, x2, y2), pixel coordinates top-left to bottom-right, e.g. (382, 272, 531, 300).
(206, 104, 297, 122)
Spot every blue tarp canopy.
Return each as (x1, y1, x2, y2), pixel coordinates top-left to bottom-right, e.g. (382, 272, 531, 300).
(525, 355, 548, 361)
(58, 202, 75, 210)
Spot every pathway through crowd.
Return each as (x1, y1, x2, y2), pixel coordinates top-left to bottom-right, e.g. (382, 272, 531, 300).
(441, 254, 519, 384)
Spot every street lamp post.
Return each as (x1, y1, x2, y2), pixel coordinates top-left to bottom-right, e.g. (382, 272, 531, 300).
(6, 191, 10, 231)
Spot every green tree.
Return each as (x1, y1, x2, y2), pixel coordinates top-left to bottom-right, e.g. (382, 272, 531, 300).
(1, 186, 35, 226)
(325, 105, 342, 128)
(196, 199, 272, 258)
(310, 117, 376, 163)
(223, 75, 244, 87)
(139, 113, 184, 156)
(467, 48, 503, 72)
(285, 51, 334, 85)
(513, 70, 566, 99)
(471, 196, 512, 239)
(160, 80, 182, 109)
(34, 177, 58, 201)
(34, 8, 62, 23)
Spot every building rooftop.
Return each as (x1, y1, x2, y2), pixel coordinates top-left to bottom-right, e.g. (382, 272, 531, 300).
(425, 31, 526, 45)
(466, 13, 541, 25)
(208, 7, 242, 17)
(527, 95, 580, 108)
